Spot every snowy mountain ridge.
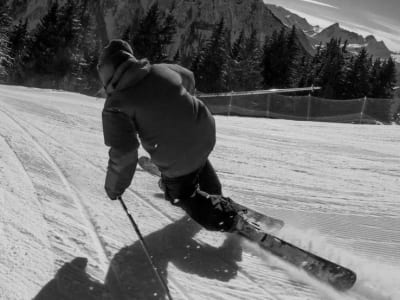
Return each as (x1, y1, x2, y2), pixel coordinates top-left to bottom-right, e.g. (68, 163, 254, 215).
(265, 5, 393, 59)
(314, 23, 392, 58)
(266, 4, 320, 36)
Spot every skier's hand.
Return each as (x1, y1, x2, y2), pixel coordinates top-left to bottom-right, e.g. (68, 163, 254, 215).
(105, 187, 122, 201)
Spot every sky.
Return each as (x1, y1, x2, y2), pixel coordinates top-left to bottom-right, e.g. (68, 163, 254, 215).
(263, 0, 400, 52)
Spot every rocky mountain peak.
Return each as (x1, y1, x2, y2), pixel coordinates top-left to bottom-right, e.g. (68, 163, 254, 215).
(330, 22, 340, 29)
(265, 3, 316, 35)
(316, 23, 364, 44)
(366, 35, 377, 42)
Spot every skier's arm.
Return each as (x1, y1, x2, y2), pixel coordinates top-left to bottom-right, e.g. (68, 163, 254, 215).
(102, 108, 139, 200)
(159, 63, 196, 94)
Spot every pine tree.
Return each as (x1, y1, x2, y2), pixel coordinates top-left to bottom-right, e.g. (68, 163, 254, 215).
(6, 20, 30, 84)
(340, 55, 354, 98)
(190, 51, 202, 80)
(369, 58, 383, 97)
(24, 0, 100, 92)
(195, 18, 230, 93)
(379, 56, 397, 98)
(55, 0, 83, 89)
(0, 2, 11, 79)
(231, 30, 245, 60)
(316, 39, 348, 98)
(229, 29, 245, 91)
(271, 28, 287, 87)
(25, 1, 61, 86)
(346, 47, 371, 98)
(364, 57, 395, 122)
(69, 0, 102, 93)
(261, 27, 299, 89)
(173, 49, 181, 63)
(180, 21, 203, 67)
(158, 9, 177, 61)
(122, 27, 132, 42)
(131, 3, 177, 62)
(296, 55, 313, 87)
(285, 26, 299, 86)
(308, 42, 324, 86)
(232, 28, 262, 91)
(261, 30, 277, 88)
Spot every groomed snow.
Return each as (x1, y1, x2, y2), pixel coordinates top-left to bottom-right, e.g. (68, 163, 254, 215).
(0, 84, 399, 300)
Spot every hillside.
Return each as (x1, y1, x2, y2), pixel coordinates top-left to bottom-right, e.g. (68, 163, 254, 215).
(0, 84, 400, 299)
(6, 0, 287, 58)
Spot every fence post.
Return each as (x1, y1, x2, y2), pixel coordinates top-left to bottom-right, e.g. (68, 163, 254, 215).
(228, 91, 233, 116)
(266, 94, 271, 118)
(307, 93, 312, 121)
(360, 96, 367, 123)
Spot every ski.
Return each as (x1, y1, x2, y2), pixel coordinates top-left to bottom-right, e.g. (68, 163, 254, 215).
(138, 156, 284, 232)
(138, 156, 357, 290)
(235, 218, 357, 291)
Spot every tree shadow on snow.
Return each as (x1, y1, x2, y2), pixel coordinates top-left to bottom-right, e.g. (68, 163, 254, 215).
(34, 216, 243, 300)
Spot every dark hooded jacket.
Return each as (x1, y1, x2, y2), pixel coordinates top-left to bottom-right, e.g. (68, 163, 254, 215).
(100, 55, 216, 197)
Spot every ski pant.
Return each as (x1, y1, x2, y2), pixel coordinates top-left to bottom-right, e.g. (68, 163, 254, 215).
(161, 160, 232, 231)
(162, 159, 222, 201)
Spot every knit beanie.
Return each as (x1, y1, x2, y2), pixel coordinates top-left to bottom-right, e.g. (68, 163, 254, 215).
(97, 39, 135, 86)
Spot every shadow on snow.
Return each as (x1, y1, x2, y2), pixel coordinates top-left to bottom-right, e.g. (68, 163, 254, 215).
(34, 216, 243, 300)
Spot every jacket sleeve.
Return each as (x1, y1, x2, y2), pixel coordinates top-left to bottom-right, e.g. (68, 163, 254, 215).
(161, 63, 196, 95)
(102, 108, 139, 197)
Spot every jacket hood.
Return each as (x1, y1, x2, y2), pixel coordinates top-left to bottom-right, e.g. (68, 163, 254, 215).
(103, 58, 151, 95)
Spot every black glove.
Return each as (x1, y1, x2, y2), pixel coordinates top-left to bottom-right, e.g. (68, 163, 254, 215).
(105, 187, 122, 200)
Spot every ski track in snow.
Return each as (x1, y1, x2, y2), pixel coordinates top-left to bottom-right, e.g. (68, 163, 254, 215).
(0, 103, 193, 300)
(0, 130, 54, 300)
(0, 85, 400, 300)
(0, 108, 110, 269)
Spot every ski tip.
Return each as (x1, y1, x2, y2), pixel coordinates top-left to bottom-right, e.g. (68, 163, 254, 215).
(333, 271, 357, 291)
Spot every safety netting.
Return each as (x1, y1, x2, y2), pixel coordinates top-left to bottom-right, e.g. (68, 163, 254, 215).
(198, 91, 393, 123)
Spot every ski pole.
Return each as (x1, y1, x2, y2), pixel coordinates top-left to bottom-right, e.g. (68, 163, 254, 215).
(118, 196, 173, 300)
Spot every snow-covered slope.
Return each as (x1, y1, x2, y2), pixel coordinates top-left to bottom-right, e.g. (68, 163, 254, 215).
(0, 85, 399, 300)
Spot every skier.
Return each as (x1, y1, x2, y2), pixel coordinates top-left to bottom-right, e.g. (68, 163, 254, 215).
(98, 39, 238, 232)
